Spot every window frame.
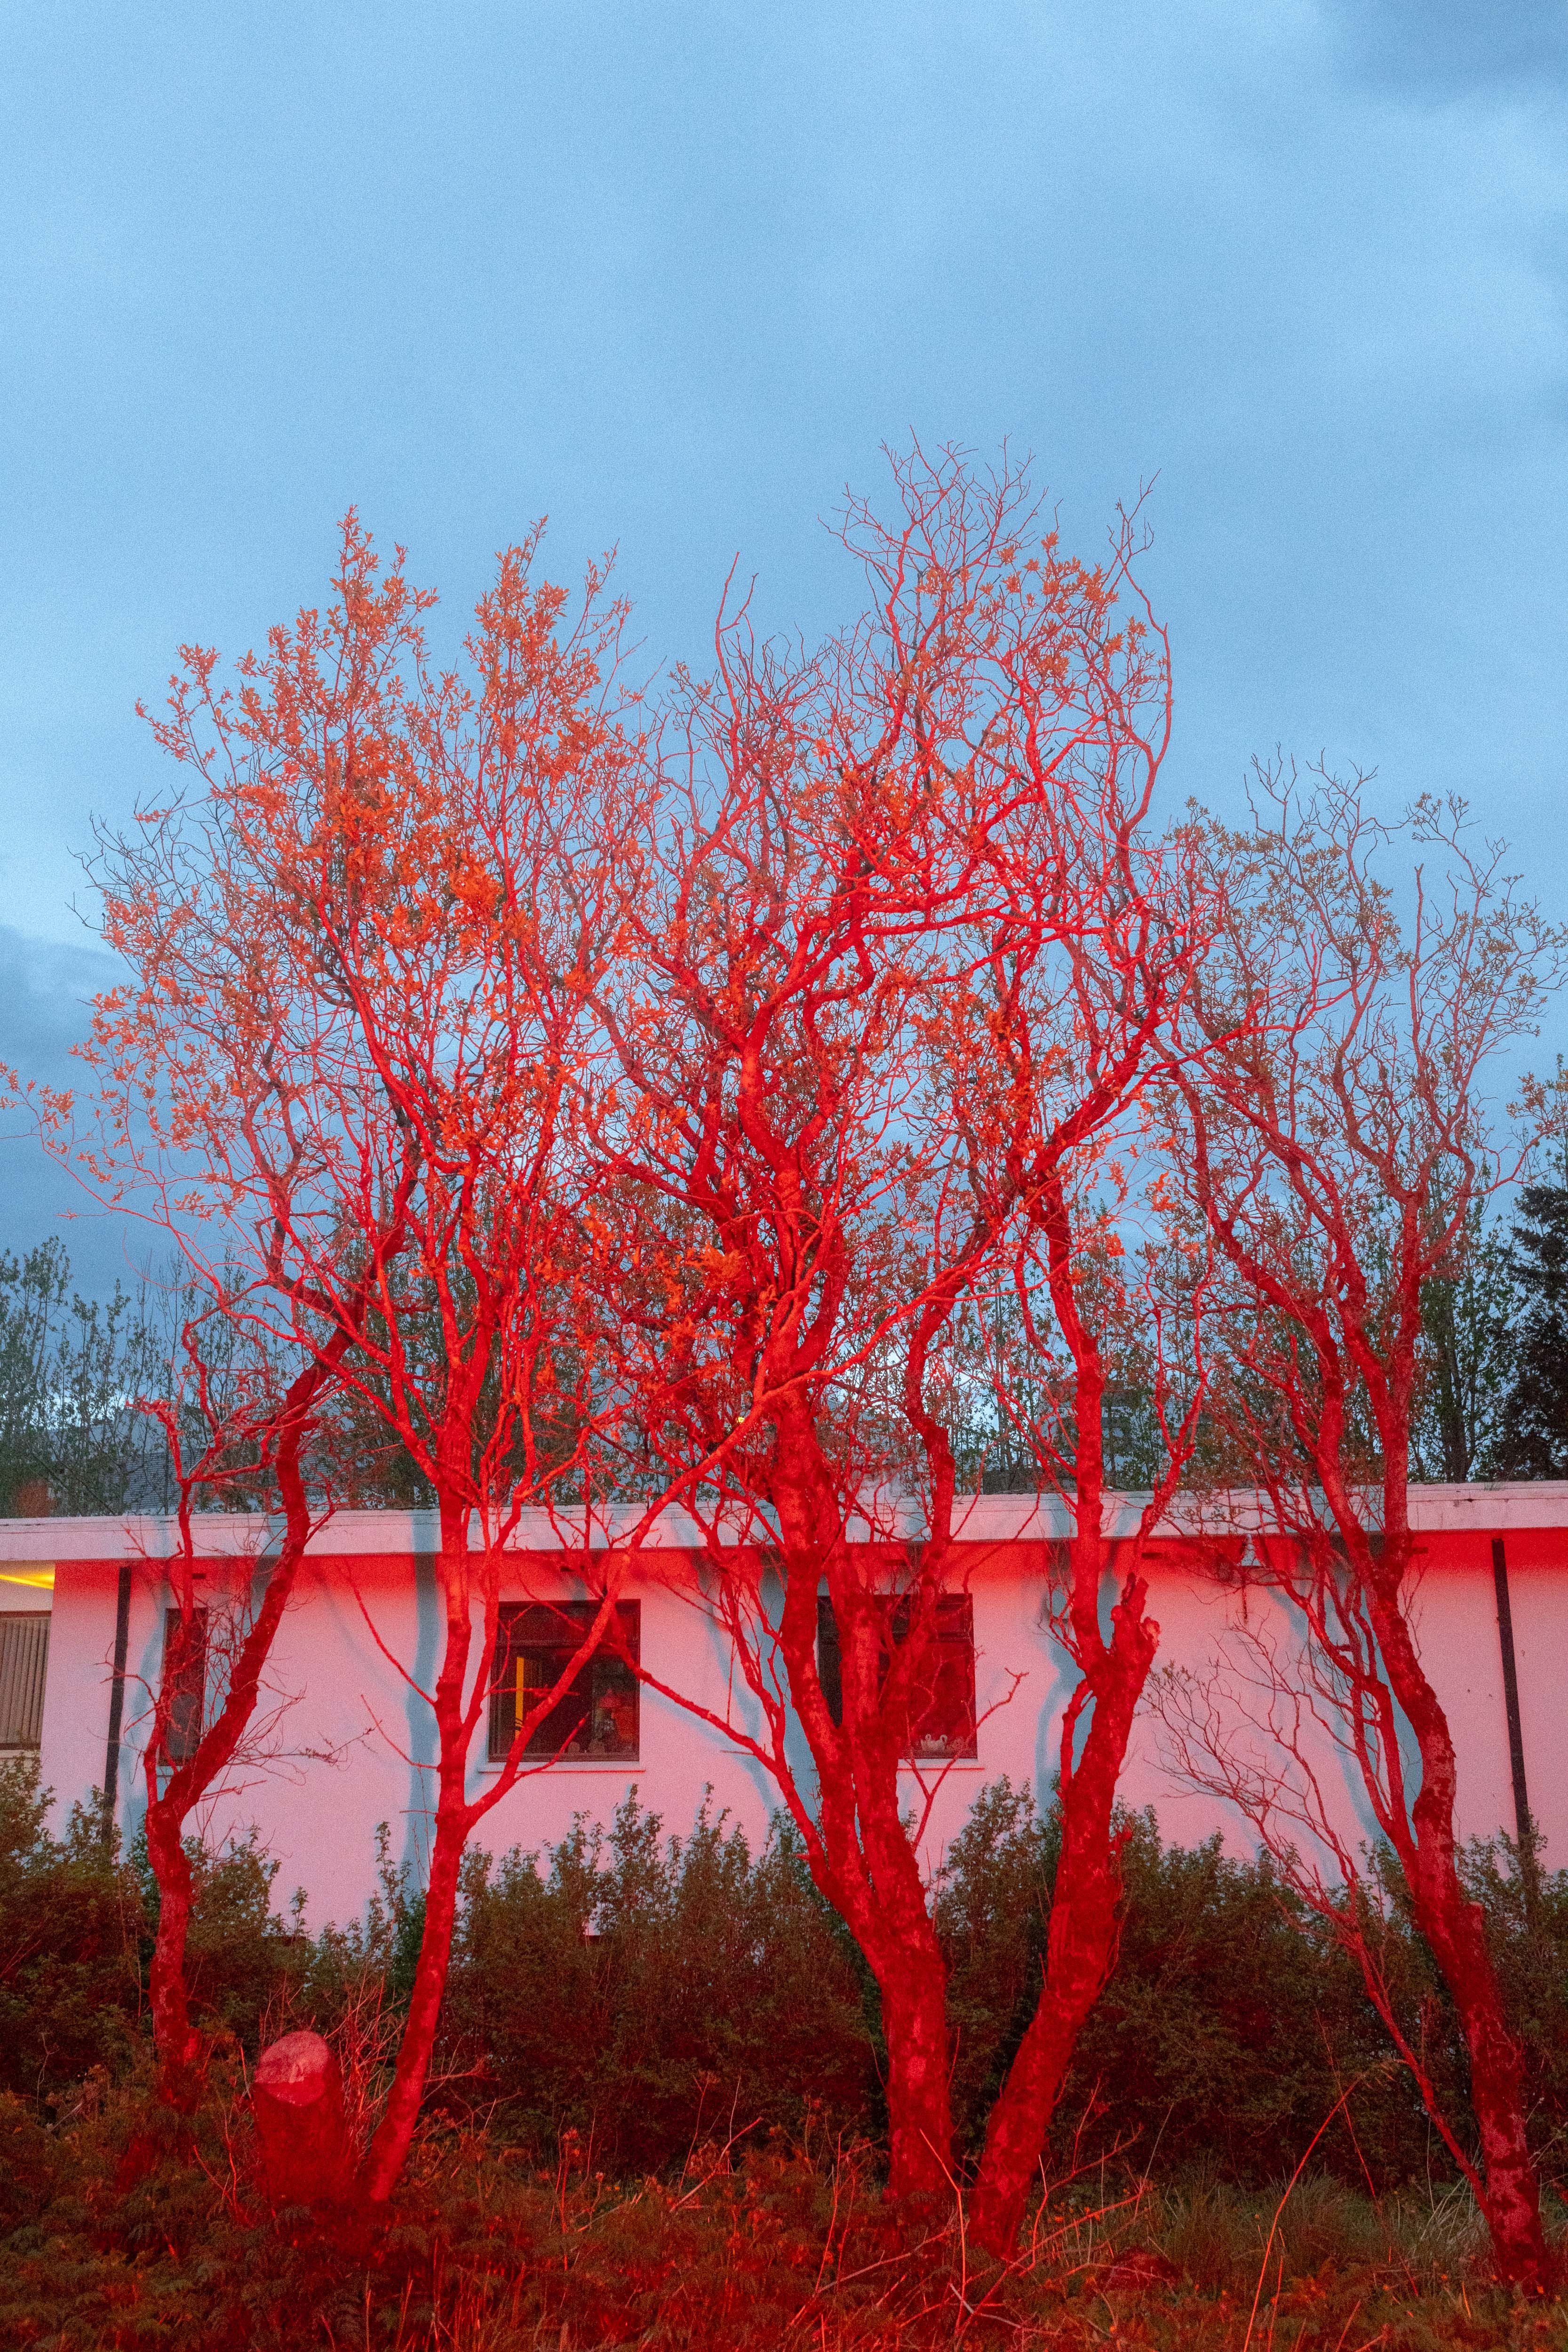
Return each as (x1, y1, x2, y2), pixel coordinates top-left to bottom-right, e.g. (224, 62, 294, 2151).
(486, 1599, 641, 1766)
(815, 1592, 978, 1762)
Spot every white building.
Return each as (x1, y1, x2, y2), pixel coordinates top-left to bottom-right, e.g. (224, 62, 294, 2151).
(2, 1488, 1563, 1927)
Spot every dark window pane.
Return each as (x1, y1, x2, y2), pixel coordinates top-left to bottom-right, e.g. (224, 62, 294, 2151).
(901, 1596, 977, 1760)
(488, 1601, 639, 1763)
(816, 1595, 843, 1727)
(814, 1594, 976, 1761)
(162, 1606, 208, 1764)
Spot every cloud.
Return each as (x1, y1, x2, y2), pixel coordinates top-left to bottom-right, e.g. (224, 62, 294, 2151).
(0, 923, 114, 1086)
(1328, 0, 1568, 95)
(0, 925, 139, 1297)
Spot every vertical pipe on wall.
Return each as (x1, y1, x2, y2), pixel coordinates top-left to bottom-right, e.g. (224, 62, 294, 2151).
(1490, 1536, 1536, 1911)
(100, 1560, 133, 1848)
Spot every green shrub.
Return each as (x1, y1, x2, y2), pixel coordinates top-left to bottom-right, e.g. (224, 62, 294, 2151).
(129, 1822, 318, 2056)
(933, 1777, 1492, 2188)
(7, 1752, 1566, 2208)
(0, 2093, 55, 2235)
(436, 1789, 876, 2170)
(1060, 1809, 1416, 2185)
(1462, 1829, 1568, 2165)
(0, 1761, 145, 2100)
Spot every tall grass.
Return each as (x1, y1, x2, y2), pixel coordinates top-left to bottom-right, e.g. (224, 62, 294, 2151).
(0, 2059, 1559, 2349)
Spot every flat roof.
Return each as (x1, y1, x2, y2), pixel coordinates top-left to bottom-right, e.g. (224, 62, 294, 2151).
(2, 1482, 1566, 1562)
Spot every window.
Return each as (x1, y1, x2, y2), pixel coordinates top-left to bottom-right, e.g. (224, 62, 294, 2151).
(816, 1594, 977, 1761)
(487, 1601, 640, 1764)
(162, 1607, 208, 1764)
(0, 1613, 49, 1752)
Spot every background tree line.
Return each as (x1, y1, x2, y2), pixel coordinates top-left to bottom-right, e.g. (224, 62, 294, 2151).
(10, 1160, 1567, 1520)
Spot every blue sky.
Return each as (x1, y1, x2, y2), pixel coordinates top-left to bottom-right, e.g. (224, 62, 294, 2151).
(2, 0, 1565, 1292)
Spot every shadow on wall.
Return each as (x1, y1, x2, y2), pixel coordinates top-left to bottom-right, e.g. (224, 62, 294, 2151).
(401, 1543, 441, 1888)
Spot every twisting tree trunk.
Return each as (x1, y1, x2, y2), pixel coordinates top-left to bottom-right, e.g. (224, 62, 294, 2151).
(143, 1797, 201, 2102)
(968, 1157, 1203, 2252)
(767, 1427, 962, 2200)
(1365, 1579, 1547, 2288)
(139, 1347, 346, 2109)
(969, 1561, 1157, 2249)
(353, 1501, 477, 2202)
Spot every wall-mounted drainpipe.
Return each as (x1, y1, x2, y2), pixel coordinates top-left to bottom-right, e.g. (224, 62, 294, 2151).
(1490, 1536, 1537, 1916)
(99, 1561, 133, 1849)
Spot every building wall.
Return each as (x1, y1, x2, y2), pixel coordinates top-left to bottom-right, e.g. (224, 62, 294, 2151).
(11, 1493, 1566, 1931)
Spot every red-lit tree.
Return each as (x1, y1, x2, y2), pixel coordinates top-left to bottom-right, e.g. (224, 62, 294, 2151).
(28, 965, 390, 2122)
(960, 1020, 1216, 2250)
(60, 519, 662, 2200)
(132, 1322, 349, 2110)
(1157, 770, 1562, 2292)
(595, 447, 1215, 2233)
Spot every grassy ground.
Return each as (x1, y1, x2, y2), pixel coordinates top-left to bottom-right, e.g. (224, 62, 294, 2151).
(0, 2073, 1563, 2351)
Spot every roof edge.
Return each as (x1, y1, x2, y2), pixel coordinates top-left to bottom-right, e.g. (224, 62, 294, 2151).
(5, 1482, 1568, 1560)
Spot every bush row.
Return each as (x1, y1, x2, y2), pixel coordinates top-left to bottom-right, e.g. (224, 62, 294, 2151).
(3, 1760, 1563, 2189)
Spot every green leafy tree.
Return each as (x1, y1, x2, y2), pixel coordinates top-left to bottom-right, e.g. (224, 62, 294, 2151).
(1411, 1188, 1516, 1483)
(1488, 1181, 1568, 1480)
(0, 1238, 169, 1516)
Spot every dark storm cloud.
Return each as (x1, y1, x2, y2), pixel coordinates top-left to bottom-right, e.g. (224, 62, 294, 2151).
(0, 925, 137, 1297)
(0, 924, 112, 1084)
(1331, 0, 1568, 94)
